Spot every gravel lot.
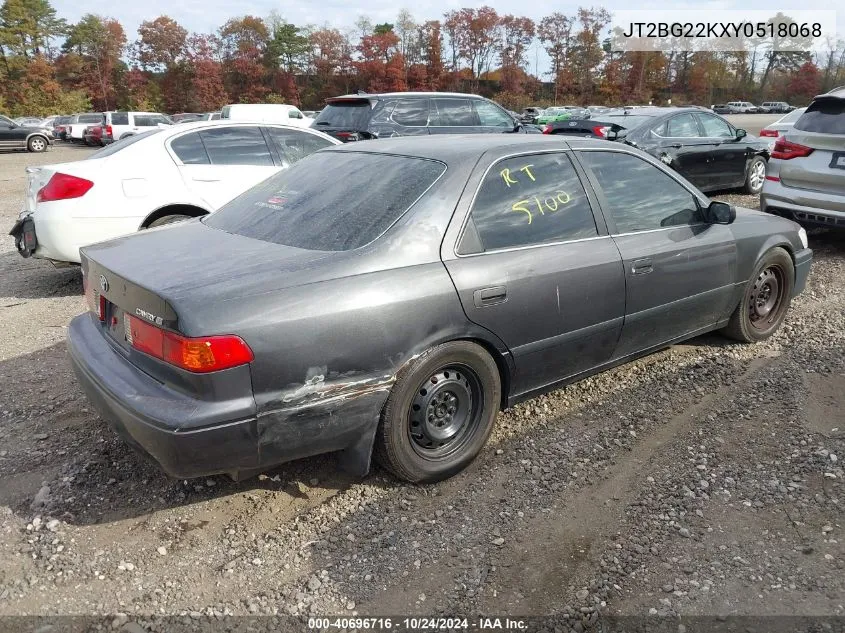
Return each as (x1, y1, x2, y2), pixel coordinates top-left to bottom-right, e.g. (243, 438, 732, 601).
(0, 144, 842, 630)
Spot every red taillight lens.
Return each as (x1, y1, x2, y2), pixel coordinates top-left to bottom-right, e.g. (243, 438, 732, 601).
(105, 125, 113, 138)
(125, 315, 253, 373)
(542, 124, 552, 134)
(36, 173, 94, 203)
(771, 138, 814, 160)
(592, 125, 608, 138)
(759, 129, 778, 137)
(83, 275, 105, 321)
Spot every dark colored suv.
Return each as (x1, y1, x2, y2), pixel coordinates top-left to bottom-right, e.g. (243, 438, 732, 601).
(311, 92, 528, 141)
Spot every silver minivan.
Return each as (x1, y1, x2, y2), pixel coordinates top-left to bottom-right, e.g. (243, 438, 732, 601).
(761, 87, 845, 228)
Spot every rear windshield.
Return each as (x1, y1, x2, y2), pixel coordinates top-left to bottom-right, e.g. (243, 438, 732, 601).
(312, 101, 372, 130)
(794, 98, 845, 134)
(779, 108, 805, 124)
(205, 152, 445, 251)
(87, 129, 162, 159)
(602, 114, 656, 129)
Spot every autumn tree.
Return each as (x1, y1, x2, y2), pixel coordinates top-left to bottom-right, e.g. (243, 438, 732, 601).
(62, 14, 125, 110)
(567, 7, 611, 102)
(538, 12, 573, 98)
(443, 6, 500, 80)
(0, 0, 65, 59)
(356, 25, 406, 92)
(184, 33, 227, 111)
(135, 16, 186, 71)
(219, 16, 269, 102)
(499, 15, 534, 95)
(787, 61, 821, 104)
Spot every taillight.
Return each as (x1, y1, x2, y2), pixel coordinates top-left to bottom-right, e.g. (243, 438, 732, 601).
(125, 315, 254, 373)
(36, 173, 94, 203)
(592, 126, 609, 138)
(759, 128, 778, 137)
(542, 124, 553, 134)
(105, 125, 113, 138)
(771, 138, 814, 160)
(82, 275, 105, 321)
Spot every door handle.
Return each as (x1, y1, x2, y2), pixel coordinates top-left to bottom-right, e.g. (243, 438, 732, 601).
(631, 259, 654, 275)
(668, 143, 683, 149)
(192, 177, 221, 182)
(473, 286, 507, 307)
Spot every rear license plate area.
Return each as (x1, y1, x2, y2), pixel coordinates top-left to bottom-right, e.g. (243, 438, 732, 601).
(831, 152, 845, 170)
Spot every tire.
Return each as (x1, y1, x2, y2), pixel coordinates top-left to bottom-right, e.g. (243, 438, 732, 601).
(744, 156, 766, 194)
(27, 136, 47, 152)
(146, 214, 192, 228)
(374, 341, 501, 483)
(119, 134, 134, 141)
(722, 247, 794, 343)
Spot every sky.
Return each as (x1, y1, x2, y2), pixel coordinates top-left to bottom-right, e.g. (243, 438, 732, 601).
(52, 0, 842, 78)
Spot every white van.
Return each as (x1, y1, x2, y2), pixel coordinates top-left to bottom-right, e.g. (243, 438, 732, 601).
(220, 104, 313, 128)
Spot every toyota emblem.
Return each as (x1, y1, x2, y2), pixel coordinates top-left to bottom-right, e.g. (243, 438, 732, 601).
(99, 274, 109, 293)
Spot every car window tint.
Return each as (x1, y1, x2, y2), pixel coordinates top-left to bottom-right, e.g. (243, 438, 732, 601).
(391, 99, 429, 126)
(111, 112, 129, 125)
(312, 101, 372, 129)
(474, 100, 513, 128)
(135, 114, 169, 126)
(87, 129, 162, 159)
(79, 114, 102, 124)
(794, 98, 845, 134)
(198, 126, 274, 166)
(431, 99, 478, 126)
(210, 113, 220, 120)
(369, 99, 397, 125)
(264, 128, 334, 166)
(666, 113, 700, 137)
(466, 153, 597, 252)
(0, 115, 13, 125)
(205, 153, 445, 251)
(170, 132, 210, 165)
(697, 114, 733, 138)
(581, 151, 702, 233)
(288, 109, 303, 119)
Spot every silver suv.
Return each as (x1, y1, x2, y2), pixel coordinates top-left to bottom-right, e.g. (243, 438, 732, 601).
(761, 87, 845, 228)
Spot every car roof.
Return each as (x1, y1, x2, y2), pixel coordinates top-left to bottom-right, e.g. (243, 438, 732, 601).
(328, 91, 490, 101)
(159, 119, 340, 143)
(326, 134, 620, 164)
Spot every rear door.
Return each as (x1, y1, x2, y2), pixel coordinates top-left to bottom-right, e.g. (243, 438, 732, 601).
(650, 112, 715, 189)
(441, 150, 625, 396)
(695, 112, 748, 189)
(169, 126, 280, 209)
(779, 95, 845, 197)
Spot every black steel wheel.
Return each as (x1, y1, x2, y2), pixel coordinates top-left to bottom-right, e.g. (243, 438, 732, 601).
(723, 247, 794, 342)
(375, 341, 501, 483)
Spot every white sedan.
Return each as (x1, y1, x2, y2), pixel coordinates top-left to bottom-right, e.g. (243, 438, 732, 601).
(11, 120, 339, 265)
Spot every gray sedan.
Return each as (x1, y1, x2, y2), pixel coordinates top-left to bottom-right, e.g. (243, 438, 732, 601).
(67, 135, 812, 484)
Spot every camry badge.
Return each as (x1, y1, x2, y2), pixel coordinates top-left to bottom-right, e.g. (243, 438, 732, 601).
(99, 275, 109, 293)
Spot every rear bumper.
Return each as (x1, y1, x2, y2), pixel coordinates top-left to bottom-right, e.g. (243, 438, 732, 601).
(761, 180, 845, 228)
(793, 247, 813, 297)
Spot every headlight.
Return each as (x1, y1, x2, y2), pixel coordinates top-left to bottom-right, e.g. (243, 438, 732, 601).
(798, 227, 808, 249)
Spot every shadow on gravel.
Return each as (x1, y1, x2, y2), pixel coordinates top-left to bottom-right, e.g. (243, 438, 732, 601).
(0, 251, 81, 299)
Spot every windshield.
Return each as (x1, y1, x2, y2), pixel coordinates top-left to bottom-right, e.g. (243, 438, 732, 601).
(205, 151, 445, 251)
(313, 101, 373, 129)
(87, 129, 162, 159)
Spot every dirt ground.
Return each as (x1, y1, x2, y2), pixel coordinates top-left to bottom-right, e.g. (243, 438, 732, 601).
(0, 143, 842, 632)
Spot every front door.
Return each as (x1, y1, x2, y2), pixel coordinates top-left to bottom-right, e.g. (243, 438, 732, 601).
(696, 113, 748, 189)
(442, 151, 626, 397)
(577, 149, 737, 360)
(0, 115, 21, 150)
(649, 112, 715, 190)
(429, 98, 482, 135)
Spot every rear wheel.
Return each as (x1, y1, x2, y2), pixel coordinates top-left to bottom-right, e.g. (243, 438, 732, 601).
(146, 214, 192, 228)
(27, 136, 47, 152)
(722, 247, 794, 342)
(744, 156, 766, 194)
(374, 341, 501, 483)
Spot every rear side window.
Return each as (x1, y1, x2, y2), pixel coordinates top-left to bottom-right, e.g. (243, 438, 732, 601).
(110, 112, 129, 125)
(312, 101, 372, 130)
(79, 114, 102, 123)
(794, 98, 845, 134)
(205, 152, 445, 251)
(391, 99, 429, 126)
(170, 132, 209, 165)
(465, 153, 597, 252)
(431, 99, 478, 126)
(198, 126, 274, 166)
(264, 127, 334, 166)
(666, 113, 700, 137)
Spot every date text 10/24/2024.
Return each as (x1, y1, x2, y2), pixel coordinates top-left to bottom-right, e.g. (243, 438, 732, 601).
(307, 617, 529, 630)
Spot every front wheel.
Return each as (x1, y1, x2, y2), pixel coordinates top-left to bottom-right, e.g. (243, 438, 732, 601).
(374, 341, 501, 483)
(744, 156, 767, 194)
(27, 136, 47, 152)
(722, 247, 794, 343)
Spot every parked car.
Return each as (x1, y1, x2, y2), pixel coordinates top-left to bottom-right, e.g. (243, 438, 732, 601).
(541, 107, 769, 193)
(519, 107, 544, 123)
(760, 102, 794, 114)
(311, 92, 527, 142)
(83, 124, 108, 146)
(14, 116, 45, 127)
(536, 106, 589, 124)
(711, 104, 735, 114)
(0, 114, 52, 152)
(66, 113, 105, 142)
(103, 111, 172, 142)
(52, 115, 72, 140)
(64, 134, 811, 483)
(586, 105, 611, 116)
(758, 107, 807, 150)
(9, 121, 340, 265)
(726, 101, 758, 113)
(761, 87, 845, 228)
(221, 103, 312, 128)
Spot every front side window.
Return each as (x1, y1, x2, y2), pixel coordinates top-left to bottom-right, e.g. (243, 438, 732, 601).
(696, 114, 733, 138)
(205, 153, 445, 251)
(111, 112, 129, 125)
(0, 115, 14, 126)
(580, 151, 702, 233)
(430, 99, 478, 126)
(264, 127, 334, 166)
(391, 99, 429, 127)
(198, 126, 274, 166)
(474, 100, 513, 128)
(666, 113, 701, 138)
(465, 153, 597, 252)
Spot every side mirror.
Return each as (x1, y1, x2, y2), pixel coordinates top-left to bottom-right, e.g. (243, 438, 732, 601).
(704, 200, 736, 225)
(735, 128, 747, 140)
(606, 129, 618, 140)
